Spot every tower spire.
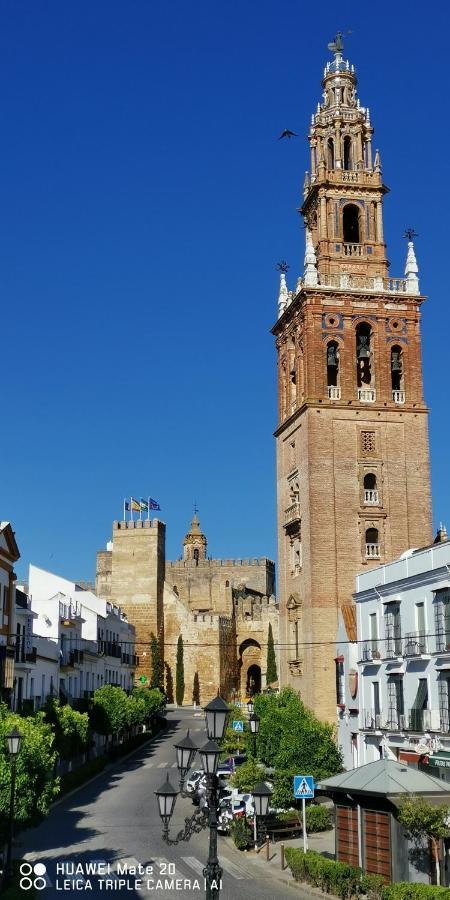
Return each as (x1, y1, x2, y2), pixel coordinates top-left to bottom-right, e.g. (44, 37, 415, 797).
(404, 228, 420, 295)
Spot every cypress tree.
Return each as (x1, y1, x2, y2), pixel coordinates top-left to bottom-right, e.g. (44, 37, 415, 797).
(175, 635, 185, 706)
(164, 662, 174, 703)
(150, 632, 162, 690)
(192, 671, 200, 705)
(266, 623, 277, 686)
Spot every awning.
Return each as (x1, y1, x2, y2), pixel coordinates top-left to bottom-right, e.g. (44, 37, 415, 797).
(427, 751, 450, 769)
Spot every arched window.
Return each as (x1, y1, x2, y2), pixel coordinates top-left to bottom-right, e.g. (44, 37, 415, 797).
(193, 548, 199, 565)
(343, 136, 352, 171)
(343, 203, 360, 243)
(327, 137, 334, 169)
(326, 341, 340, 399)
(364, 473, 379, 505)
(356, 323, 373, 389)
(391, 345, 404, 400)
(365, 527, 380, 558)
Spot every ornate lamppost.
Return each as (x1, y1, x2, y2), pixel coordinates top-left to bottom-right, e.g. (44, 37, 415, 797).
(251, 781, 273, 851)
(155, 694, 230, 900)
(248, 713, 260, 756)
(246, 698, 254, 715)
(5, 727, 22, 885)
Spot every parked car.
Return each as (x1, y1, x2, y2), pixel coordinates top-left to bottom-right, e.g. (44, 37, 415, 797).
(217, 798, 233, 833)
(232, 754, 248, 768)
(217, 759, 234, 778)
(186, 770, 204, 795)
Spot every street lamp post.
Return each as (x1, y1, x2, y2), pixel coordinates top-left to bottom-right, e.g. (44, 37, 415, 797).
(155, 694, 230, 900)
(248, 713, 260, 756)
(251, 781, 273, 852)
(5, 727, 22, 885)
(246, 698, 254, 715)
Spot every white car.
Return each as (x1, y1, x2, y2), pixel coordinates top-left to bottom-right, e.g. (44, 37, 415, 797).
(185, 770, 204, 794)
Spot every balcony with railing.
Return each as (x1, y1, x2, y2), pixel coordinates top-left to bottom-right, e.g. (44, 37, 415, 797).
(13, 635, 37, 667)
(392, 390, 405, 404)
(99, 640, 122, 659)
(359, 642, 382, 664)
(365, 543, 381, 559)
(383, 626, 403, 659)
(328, 386, 341, 400)
(284, 502, 301, 528)
(317, 272, 409, 295)
(403, 632, 428, 658)
(364, 489, 379, 506)
(358, 388, 376, 403)
(61, 647, 85, 668)
(59, 600, 82, 622)
(362, 709, 382, 731)
(342, 243, 366, 258)
(384, 710, 406, 732)
(434, 607, 450, 653)
(406, 708, 441, 732)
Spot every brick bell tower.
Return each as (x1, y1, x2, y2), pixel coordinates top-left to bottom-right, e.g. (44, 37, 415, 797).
(273, 34, 432, 722)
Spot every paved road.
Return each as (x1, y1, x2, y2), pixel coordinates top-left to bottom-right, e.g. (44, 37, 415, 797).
(18, 708, 292, 900)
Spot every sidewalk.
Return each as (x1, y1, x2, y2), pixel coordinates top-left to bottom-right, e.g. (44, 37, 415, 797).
(224, 826, 336, 895)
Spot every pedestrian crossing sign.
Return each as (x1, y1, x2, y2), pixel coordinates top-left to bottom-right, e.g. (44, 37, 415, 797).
(232, 720, 244, 732)
(293, 775, 315, 799)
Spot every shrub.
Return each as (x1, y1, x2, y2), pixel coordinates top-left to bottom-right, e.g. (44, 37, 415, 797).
(285, 849, 361, 899)
(230, 758, 266, 793)
(381, 886, 450, 900)
(44, 698, 89, 760)
(305, 802, 333, 832)
(230, 817, 252, 850)
(89, 685, 129, 739)
(361, 873, 385, 899)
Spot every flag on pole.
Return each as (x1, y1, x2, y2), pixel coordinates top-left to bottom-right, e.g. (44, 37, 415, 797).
(124, 500, 130, 512)
(140, 499, 149, 511)
(131, 498, 141, 512)
(149, 498, 161, 510)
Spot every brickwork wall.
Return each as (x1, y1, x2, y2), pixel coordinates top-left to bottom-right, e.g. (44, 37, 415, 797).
(165, 558, 275, 615)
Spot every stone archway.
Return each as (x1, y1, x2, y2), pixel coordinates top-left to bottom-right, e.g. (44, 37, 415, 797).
(238, 638, 262, 699)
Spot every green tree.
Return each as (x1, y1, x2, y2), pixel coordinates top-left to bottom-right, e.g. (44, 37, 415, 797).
(192, 672, 200, 705)
(150, 632, 162, 690)
(266, 623, 277, 686)
(253, 688, 342, 809)
(221, 704, 246, 756)
(0, 705, 60, 841)
(89, 685, 128, 745)
(44, 698, 89, 760)
(230, 758, 266, 792)
(398, 794, 450, 885)
(132, 686, 165, 723)
(175, 636, 185, 706)
(165, 662, 174, 703)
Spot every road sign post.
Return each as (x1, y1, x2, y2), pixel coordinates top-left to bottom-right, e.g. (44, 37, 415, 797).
(293, 775, 315, 854)
(232, 720, 244, 732)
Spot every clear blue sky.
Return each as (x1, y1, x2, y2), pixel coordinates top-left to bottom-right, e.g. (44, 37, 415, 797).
(1, 0, 448, 582)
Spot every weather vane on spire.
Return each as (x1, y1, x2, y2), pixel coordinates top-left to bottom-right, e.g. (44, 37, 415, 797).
(276, 261, 290, 274)
(328, 31, 344, 56)
(403, 227, 418, 241)
(193, 501, 198, 515)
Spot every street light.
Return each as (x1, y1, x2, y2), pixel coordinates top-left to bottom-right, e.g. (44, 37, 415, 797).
(247, 698, 254, 715)
(155, 695, 230, 900)
(249, 713, 260, 755)
(5, 727, 22, 885)
(251, 781, 273, 851)
(174, 730, 197, 793)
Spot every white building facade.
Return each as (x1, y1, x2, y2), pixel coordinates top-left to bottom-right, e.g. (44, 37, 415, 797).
(347, 538, 450, 780)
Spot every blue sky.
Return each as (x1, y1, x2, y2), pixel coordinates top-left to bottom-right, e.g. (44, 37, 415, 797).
(1, 1, 448, 582)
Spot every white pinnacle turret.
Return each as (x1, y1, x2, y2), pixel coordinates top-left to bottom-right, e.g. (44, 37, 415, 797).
(405, 239, 420, 295)
(277, 271, 289, 318)
(304, 228, 318, 287)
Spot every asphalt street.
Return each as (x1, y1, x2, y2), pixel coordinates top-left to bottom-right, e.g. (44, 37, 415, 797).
(18, 708, 293, 900)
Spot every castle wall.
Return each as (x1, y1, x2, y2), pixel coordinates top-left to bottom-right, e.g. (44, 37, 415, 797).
(165, 557, 275, 615)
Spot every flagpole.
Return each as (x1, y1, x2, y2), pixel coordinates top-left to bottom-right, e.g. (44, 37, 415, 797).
(123, 498, 125, 521)
(139, 499, 142, 521)
(130, 497, 133, 522)
(148, 497, 150, 521)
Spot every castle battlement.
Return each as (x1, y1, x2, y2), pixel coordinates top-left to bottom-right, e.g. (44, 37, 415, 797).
(113, 519, 163, 531)
(167, 557, 274, 569)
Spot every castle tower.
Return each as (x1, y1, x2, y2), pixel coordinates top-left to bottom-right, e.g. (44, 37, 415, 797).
(273, 35, 432, 721)
(95, 519, 165, 684)
(183, 510, 208, 562)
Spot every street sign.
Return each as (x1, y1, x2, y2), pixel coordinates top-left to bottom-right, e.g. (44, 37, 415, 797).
(232, 720, 244, 732)
(293, 775, 315, 799)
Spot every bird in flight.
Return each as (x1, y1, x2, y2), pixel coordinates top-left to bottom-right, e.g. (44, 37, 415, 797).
(278, 128, 298, 140)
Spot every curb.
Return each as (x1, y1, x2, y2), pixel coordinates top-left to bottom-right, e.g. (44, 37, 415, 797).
(52, 726, 166, 808)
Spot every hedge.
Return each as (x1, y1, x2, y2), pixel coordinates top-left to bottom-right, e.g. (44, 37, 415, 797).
(306, 803, 333, 832)
(285, 849, 450, 900)
(382, 887, 450, 900)
(230, 818, 252, 850)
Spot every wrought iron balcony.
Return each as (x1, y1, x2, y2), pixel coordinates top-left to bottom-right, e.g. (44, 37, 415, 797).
(364, 489, 379, 505)
(358, 388, 376, 402)
(363, 709, 382, 731)
(359, 642, 382, 664)
(328, 386, 341, 400)
(392, 390, 405, 404)
(406, 708, 441, 732)
(404, 632, 428, 657)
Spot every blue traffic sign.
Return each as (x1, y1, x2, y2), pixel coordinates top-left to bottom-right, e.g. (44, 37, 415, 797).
(294, 775, 315, 799)
(232, 720, 244, 732)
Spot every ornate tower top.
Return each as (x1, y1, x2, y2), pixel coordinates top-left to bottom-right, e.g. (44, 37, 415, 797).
(183, 510, 208, 562)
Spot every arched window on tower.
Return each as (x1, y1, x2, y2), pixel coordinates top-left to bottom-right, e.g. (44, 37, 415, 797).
(326, 341, 340, 400)
(193, 548, 199, 565)
(343, 204, 361, 244)
(364, 473, 379, 506)
(365, 527, 380, 559)
(356, 323, 375, 400)
(343, 135, 353, 171)
(391, 345, 405, 404)
(327, 137, 335, 170)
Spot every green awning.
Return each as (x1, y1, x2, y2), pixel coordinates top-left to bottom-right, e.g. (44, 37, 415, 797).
(427, 752, 450, 768)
